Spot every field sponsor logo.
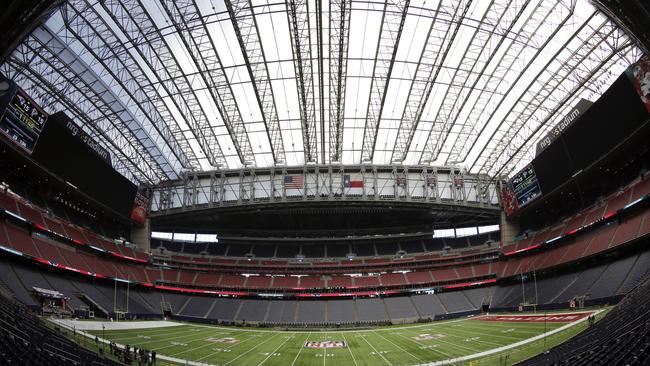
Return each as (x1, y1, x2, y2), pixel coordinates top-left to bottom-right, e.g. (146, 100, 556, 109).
(207, 337, 239, 344)
(304, 340, 347, 349)
(473, 312, 593, 323)
(413, 333, 446, 341)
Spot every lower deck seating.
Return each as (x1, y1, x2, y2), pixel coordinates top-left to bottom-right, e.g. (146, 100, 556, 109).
(0, 245, 648, 326)
(0, 293, 120, 366)
(520, 275, 650, 366)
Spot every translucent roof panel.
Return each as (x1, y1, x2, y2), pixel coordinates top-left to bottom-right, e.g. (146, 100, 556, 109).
(0, 0, 641, 184)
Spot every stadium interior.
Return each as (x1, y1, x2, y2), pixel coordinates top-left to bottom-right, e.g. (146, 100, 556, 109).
(0, 0, 649, 365)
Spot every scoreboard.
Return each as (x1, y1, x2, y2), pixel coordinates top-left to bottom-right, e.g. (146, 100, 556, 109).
(510, 164, 542, 207)
(0, 80, 48, 154)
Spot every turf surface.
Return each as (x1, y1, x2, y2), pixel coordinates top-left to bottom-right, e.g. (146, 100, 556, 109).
(83, 311, 598, 366)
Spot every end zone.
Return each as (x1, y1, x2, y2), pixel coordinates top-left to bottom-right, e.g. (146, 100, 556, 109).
(471, 311, 595, 323)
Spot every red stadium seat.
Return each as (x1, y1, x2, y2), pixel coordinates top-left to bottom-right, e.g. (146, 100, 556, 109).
(194, 272, 220, 286)
(611, 215, 644, 247)
(405, 271, 433, 284)
(219, 274, 246, 288)
(454, 265, 474, 279)
(245, 275, 272, 289)
(271, 276, 299, 288)
(300, 276, 325, 288)
(379, 273, 406, 286)
(32, 236, 68, 265)
(178, 270, 197, 285)
(0, 191, 18, 211)
(3, 222, 41, 257)
(353, 276, 380, 288)
(328, 276, 353, 288)
(16, 202, 45, 226)
(431, 268, 457, 281)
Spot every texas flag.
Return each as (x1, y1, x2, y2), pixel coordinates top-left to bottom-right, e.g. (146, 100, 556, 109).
(343, 175, 363, 188)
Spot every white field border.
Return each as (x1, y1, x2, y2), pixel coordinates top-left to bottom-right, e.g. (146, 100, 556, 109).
(413, 309, 603, 366)
(51, 319, 184, 331)
(50, 309, 602, 366)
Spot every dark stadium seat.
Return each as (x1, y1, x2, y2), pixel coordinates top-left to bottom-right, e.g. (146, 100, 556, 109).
(301, 244, 325, 258)
(325, 243, 349, 257)
(251, 244, 275, 258)
(375, 241, 399, 255)
(520, 275, 650, 366)
(275, 245, 300, 258)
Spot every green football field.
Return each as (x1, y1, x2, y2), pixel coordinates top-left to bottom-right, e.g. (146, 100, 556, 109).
(78, 310, 603, 366)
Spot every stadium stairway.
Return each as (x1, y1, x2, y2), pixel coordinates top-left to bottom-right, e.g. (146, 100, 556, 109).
(518, 274, 650, 366)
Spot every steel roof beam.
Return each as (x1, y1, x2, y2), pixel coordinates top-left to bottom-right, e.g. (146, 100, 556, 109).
(445, 0, 572, 166)
(225, 0, 287, 165)
(391, 0, 470, 163)
(419, 0, 530, 165)
(4, 31, 164, 183)
(360, 0, 410, 163)
(328, 0, 351, 163)
(161, 0, 255, 168)
(61, 0, 190, 177)
(286, 0, 317, 163)
(472, 15, 633, 176)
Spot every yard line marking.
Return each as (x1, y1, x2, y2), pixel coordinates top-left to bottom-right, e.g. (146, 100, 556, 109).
(193, 332, 254, 362)
(411, 309, 605, 365)
(373, 330, 423, 363)
(173, 332, 256, 358)
(341, 333, 359, 366)
(113, 327, 218, 348)
(289, 332, 311, 366)
(396, 333, 458, 362)
(182, 314, 474, 334)
(153, 330, 232, 352)
(437, 325, 523, 345)
(359, 333, 392, 366)
(258, 334, 293, 366)
(106, 326, 201, 341)
(223, 332, 280, 365)
(413, 331, 488, 355)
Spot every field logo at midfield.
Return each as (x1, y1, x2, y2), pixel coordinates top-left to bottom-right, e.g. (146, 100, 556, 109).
(304, 340, 347, 349)
(207, 337, 239, 344)
(413, 334, 447, 341)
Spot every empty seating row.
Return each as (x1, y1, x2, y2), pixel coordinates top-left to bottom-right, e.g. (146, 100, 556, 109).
(0, 190, 148, 261)
(504, 176, 650, 254)
(152, 231, 500, 259)
(497, 210, 650, 278)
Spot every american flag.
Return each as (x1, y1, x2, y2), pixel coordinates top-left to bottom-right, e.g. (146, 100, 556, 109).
(284, 175, 304, 189)
(395, 174, 407, 186)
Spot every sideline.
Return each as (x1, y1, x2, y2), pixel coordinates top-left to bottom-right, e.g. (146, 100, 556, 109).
(53, 319, 217, 366)
(51, 319, 184, 331)
(412, 309, 603, 366)
(51, 309, 601, 366)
